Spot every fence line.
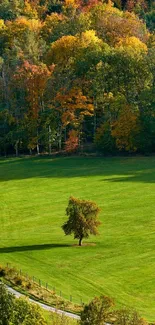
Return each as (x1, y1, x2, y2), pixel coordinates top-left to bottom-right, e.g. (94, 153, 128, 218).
(5, 262, 84, 305)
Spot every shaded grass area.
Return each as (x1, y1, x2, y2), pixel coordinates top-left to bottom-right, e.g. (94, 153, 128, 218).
(0, 156, 155, 321)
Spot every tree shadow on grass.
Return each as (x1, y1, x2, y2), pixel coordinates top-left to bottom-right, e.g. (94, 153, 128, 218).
(100, 168, 155, 183)
(0, 243, 70, 254)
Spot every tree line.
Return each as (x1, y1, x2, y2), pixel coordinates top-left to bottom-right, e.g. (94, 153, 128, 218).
(0, 0, 155, 156)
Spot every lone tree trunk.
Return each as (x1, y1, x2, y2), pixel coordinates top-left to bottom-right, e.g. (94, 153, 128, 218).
(79, 236, 83, 246)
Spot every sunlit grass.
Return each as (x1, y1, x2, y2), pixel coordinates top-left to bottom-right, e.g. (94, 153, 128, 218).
(0, 156, 155, 321)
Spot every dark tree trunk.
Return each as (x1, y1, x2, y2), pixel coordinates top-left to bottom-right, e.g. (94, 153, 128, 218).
(2, 67, 10, 110)
(48, 125, 52, 155)
(15, 140, 19, 157)
(58, 126, 62, 151)
(93, 98, 97, 137)
(79, 237, 83, 246)
(37, 128, 40, 155)
(37, 143, 40, 155)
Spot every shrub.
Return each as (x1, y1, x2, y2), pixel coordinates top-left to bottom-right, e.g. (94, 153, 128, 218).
(0, 266, 6, 277)
(13, 275, 23, 286)
(25, 281, 32, 290)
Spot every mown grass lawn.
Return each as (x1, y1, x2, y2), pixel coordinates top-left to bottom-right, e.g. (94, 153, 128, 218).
(0, 156, 155, 321)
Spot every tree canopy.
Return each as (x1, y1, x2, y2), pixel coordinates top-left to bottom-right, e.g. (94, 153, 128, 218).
(62, 196, 101, 246)
(0, 0, 155, 155)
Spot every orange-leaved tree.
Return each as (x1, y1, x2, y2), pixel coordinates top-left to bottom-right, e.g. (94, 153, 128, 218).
(14, 61, 54, 153)
(15, 61, 53, 117)
(54, 87, 94, 149)
(65, 130, 79, 153)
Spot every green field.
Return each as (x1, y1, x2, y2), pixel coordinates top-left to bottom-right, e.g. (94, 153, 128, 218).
(0, 156, 155, 321)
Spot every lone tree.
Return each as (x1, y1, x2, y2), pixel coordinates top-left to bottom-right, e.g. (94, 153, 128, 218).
(62, 196, 101, 246)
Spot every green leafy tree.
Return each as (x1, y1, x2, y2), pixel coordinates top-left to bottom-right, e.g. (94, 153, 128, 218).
(0, 0, 24, 21)
(11, 297, 47, 325)
(62, 196, 101, 246)
(80, 295, 114, 325)
(94, 121, 116, 154)
(0, 282, 14, 325)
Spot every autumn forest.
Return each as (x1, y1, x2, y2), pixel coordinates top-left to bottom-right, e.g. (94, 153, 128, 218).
(0, 0, 155, 156)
